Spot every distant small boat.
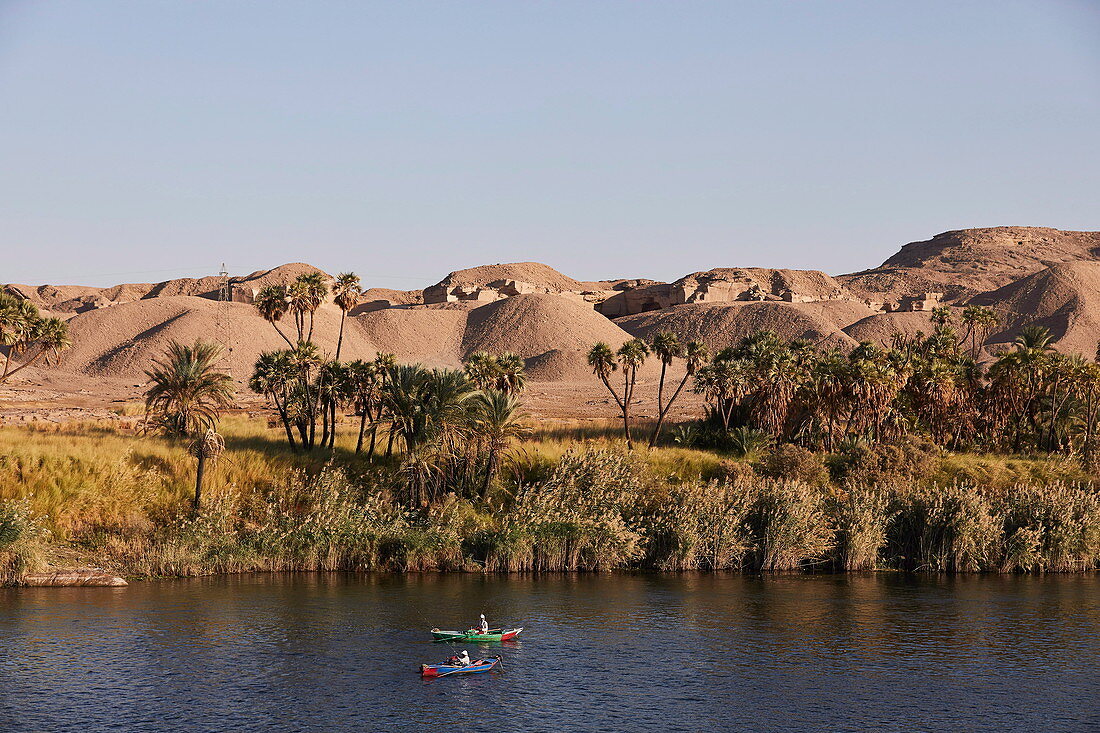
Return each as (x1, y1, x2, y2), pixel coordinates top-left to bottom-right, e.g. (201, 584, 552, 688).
(420, 657, 501, 678)
(430, 627, 523, 642)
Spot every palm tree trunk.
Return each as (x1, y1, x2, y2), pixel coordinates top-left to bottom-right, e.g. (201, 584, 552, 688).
(621, 368, 634, 449)
(482, 447, 497, 498)
(356, 406, 368, 453)
(336, 311, 346, 361)
(272, 391, 298, 452)
(656, 361, 667, 414)
(368, 417, 380, 459)
(0, 347, 45, 384)
(326, 399, 335, 448)
(193, 452, 206, 516)
(650, 371, 694, 447)
(270, 321, 294, 347)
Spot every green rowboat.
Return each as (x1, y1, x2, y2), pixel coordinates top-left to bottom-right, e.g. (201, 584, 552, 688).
(430, 627, 523, 642)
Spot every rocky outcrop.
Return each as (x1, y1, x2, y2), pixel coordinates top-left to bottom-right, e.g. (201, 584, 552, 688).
(597, 268, 864, 317)
(20, 569, 127, 586)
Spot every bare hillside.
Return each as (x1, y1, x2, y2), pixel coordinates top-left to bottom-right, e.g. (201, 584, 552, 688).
(841, 227, 1100, 302)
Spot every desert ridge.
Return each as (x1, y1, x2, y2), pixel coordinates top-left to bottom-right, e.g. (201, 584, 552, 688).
(4, 226, 1100, 395)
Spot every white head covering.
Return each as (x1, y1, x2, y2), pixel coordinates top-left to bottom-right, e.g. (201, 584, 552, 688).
(480, 614, 485, 619)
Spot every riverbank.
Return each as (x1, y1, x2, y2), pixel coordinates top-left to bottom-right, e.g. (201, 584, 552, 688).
(2, 417, 1100, 582)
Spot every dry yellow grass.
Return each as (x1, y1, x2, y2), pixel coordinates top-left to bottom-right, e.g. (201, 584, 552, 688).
(0, 416, 369, 537)
(0, 415, 731, 538)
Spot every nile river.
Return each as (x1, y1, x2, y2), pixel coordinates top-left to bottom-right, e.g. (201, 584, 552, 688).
(2, 573, 1098, 732)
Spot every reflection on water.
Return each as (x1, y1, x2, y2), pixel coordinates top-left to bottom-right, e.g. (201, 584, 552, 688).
(2, 573, 1099, 732)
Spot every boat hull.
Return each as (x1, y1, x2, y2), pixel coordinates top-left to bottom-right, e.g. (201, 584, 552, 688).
(430, 627, 523, 642)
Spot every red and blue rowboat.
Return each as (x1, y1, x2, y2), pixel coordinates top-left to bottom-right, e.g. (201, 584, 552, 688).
(420, 657, 501, 678)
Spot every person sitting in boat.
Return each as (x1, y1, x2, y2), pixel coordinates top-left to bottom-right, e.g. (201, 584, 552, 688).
(458, 650, 471, 666)
(477, 614, 489, 634)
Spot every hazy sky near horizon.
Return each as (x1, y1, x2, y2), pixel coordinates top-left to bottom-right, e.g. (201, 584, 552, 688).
(1, 1, 1098, 289)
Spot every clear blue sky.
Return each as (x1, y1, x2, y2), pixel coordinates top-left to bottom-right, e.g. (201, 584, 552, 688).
(1, 1, 1098, 288)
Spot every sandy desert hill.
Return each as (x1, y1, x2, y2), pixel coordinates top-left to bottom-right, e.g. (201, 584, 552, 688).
(840, 227, 1100, 302)
(969, 261, 1100, 357)
(5, 225, 1100, 421)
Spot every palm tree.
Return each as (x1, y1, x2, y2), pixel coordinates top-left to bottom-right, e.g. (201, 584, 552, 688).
(144, 340, 234, 437)
(290, 272, 329, 342)
(495, 352, 527, 395)
(930, 306, 953, 327)
(371, 353, 397, 458)
(188, 428, 225, 515)
(0, 293, 72, 383)
(651, 332, 682, 416)
(317, 360, 350, 448)
(468, 389, 531, 497)
(331, 272, 361, 360)
(648, 337, 708, 447)
(249, 350, 300, 451)
(383, 365, 474, 503)
(253, 285, 294, 346)
(464, 351, 500, 391)
(960, 305, 998, 358)
(345, 360, 379, 454)
(588, 341, 626, 431)
(1014, 325, 1055, 352)
(616, 338, 650, 449)
(287, 340, 323, 448)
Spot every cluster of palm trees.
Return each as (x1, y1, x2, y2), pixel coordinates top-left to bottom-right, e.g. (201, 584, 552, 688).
(247, 270, 531, 500)
(587, 334, 708, 448)
(248, 271, 366, 450)
(669, 307, 1100, 456)
(251, 355, 529, 501)
(381, 363, 530, 503)
(0, 292, 71, 385)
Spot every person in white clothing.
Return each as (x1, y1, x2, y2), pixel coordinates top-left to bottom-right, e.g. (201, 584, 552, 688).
(458, 650, 471, 666)
(478, 614, 489, 634)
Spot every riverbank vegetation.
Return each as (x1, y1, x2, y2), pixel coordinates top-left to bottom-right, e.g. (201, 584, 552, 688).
(3, 273, 1100, 582)
(599, 311, 1100, 458)
(2, 414, 1098, 581)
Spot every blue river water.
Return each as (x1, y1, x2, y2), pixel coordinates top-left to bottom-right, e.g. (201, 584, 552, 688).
(1, 573, 1098, 732)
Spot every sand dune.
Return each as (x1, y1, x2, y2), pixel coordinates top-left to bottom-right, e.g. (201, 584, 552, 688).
(615, 302, 858, 352)
(59, 297, 375, 379)
(971, 261, 1100, 357)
